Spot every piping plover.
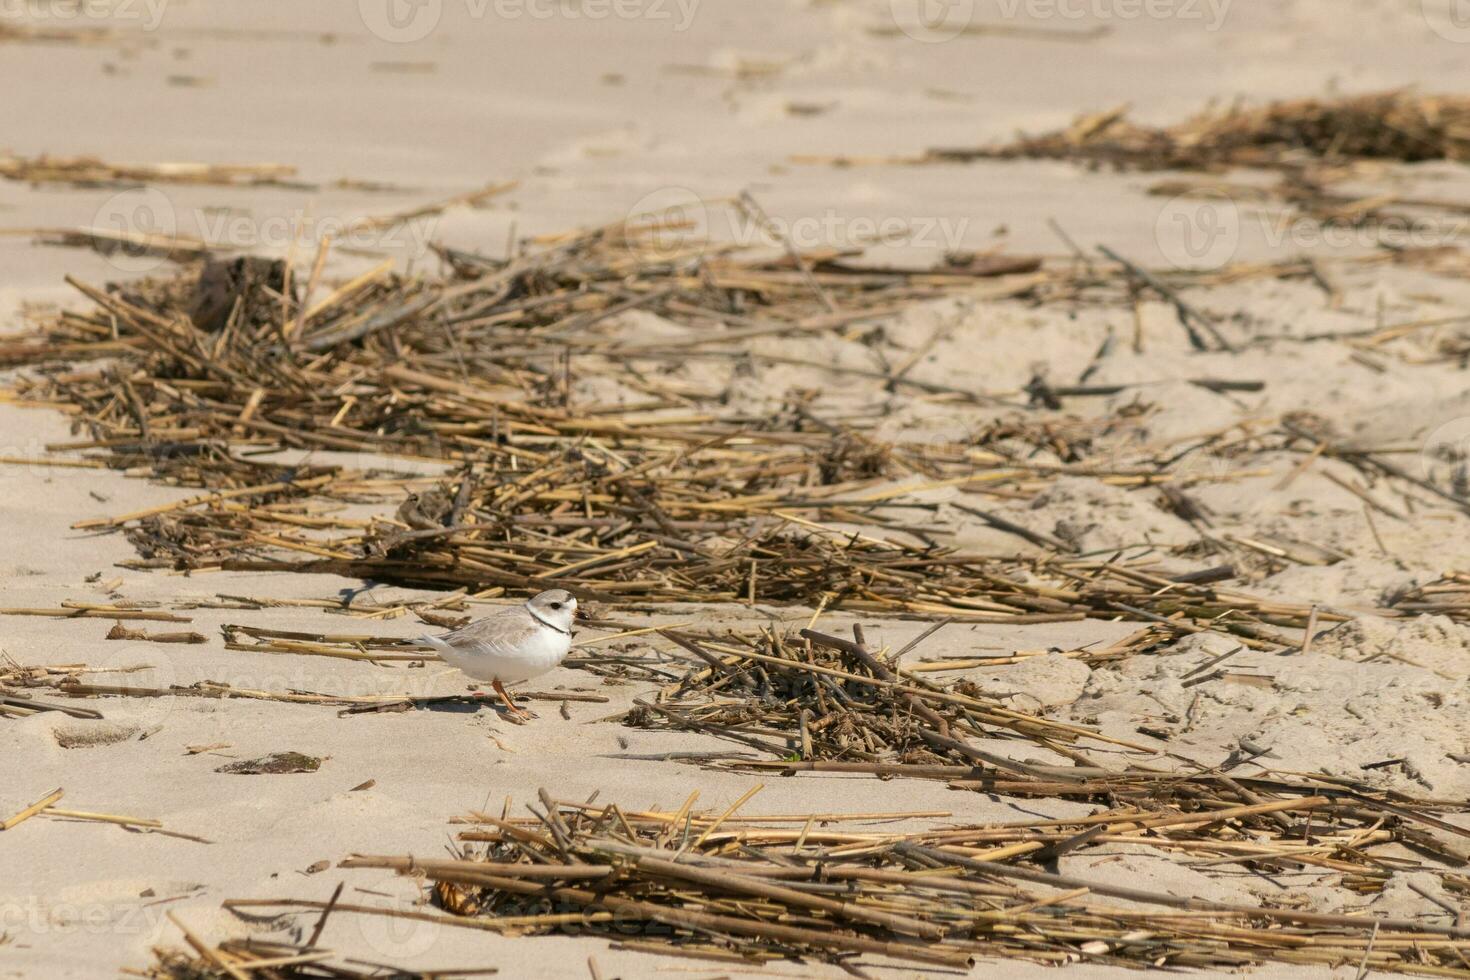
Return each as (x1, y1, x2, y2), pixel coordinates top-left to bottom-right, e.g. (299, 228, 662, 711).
(420, 589, 577, 718)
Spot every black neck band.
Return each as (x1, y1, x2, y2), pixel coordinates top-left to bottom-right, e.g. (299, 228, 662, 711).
(526, 605, 572, 636)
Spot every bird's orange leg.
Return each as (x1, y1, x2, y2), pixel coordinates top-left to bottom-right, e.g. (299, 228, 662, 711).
(492, 679, 531, 719)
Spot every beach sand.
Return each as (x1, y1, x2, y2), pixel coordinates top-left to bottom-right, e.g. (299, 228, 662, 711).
(3, 1, 1470, 976)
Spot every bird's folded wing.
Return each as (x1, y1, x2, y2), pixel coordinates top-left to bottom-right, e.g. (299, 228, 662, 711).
(438, 614, 542, 659)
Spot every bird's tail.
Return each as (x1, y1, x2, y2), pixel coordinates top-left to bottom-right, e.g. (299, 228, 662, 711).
(421, 634, 470, 667)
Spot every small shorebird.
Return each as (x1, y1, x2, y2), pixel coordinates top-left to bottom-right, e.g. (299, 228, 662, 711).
(419, 589, 577, 718)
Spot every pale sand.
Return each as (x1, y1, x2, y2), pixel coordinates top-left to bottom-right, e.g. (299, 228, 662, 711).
(4, 1, 1470, 977)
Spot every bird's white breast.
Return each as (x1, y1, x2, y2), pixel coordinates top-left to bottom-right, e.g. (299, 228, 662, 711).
(424, 621, 571, 684)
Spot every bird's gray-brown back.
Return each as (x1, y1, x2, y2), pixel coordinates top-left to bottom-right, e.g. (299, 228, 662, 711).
(434, 605, 542, 653)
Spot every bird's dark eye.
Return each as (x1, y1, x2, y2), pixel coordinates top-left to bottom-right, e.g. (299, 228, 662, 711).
(550, 602, 562, 609)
